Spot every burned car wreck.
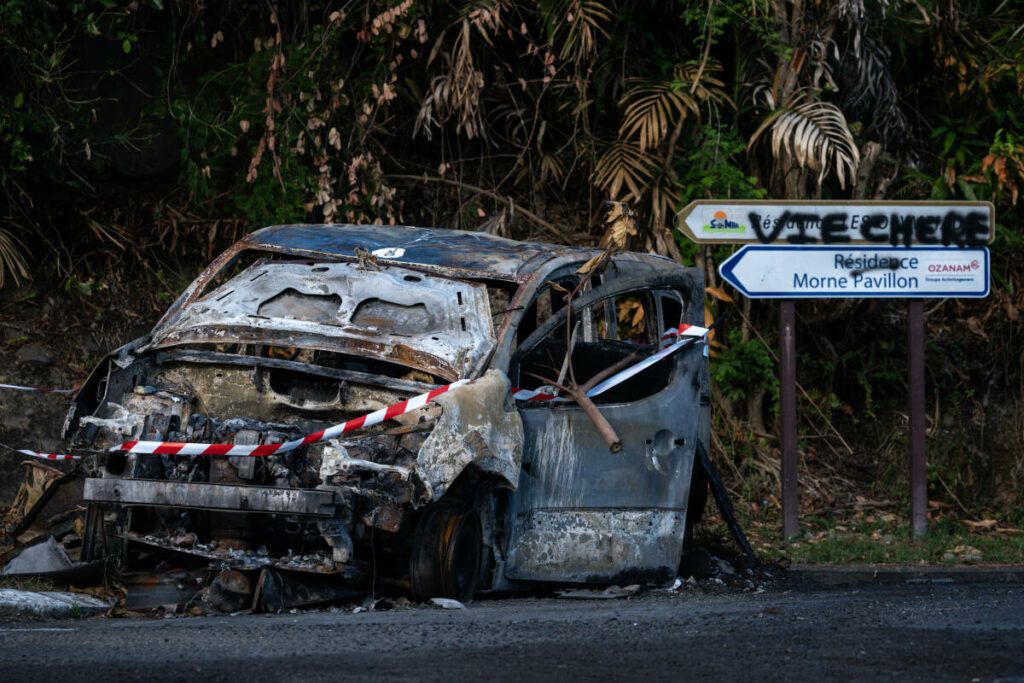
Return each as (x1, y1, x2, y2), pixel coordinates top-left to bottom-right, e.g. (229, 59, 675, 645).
(64, 224, 709, 601)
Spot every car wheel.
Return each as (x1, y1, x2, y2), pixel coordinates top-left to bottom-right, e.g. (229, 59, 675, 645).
(409, 505, 482, 602)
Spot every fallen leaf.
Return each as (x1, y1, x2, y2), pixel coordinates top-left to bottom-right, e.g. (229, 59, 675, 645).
(966, 316, 989, 340)
(705, 286, 733, 303)
(963, 519, 998, 531)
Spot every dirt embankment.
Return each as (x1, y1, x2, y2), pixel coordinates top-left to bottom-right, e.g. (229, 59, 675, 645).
(0, 286, 156, 502)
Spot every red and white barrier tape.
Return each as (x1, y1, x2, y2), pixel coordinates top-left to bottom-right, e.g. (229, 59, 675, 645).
(113, 380, 473, 457)
(511, 323, 708, 402)
(0, 383, 74, 393)
(586, 325, 704, 397)
(0, 384, 79, 458)
(0, 441, 80, 461)
(660, 322, 708, 346)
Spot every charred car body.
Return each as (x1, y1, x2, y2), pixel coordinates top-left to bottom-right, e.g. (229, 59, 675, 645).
(64, 225, 709, 600)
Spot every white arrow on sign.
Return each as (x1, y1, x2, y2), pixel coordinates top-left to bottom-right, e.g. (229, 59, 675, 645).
(719, 246, 989, 299)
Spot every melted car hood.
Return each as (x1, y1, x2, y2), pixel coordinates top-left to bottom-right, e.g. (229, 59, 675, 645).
(143, 260, 496, 380)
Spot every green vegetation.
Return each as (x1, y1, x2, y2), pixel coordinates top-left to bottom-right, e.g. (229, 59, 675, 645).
(698, 503, 1024, 565)
(772, 518, 1024, 566)
(0, 573, 60, 593)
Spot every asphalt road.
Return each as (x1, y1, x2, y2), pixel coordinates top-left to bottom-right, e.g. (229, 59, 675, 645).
(1, 581, 1022, 682)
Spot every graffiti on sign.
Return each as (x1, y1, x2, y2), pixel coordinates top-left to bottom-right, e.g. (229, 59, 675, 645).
(677, 201, 995, 246)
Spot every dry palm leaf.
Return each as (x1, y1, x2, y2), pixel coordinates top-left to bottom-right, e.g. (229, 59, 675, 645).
(414, 19, 486, 141)
(597, 201, 638, 250)
(705, 285, 733, 303)
(576, 201, 638, 276)
(619, 62, 728, 152)
(749, 93, 859, 189)
(0, 225, 29, 288)
(593, 139, 657, 201)
(557, 0, 613, 61)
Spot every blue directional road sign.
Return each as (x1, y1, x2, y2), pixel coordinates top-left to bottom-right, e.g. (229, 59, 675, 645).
(718, 246, 989, 298)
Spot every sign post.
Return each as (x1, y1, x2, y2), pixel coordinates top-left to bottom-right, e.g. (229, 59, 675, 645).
(779, 301, 798, 538)
(908, 300, 927, 538)
(679, 199, 994, 540)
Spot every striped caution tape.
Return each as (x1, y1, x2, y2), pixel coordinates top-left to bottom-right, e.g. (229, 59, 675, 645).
(0, 382, 79, 459)
(0, 441, 80, 461)
(112, 380, 473, 457)
(0, 383, 74, 393)
(510, 387, 559, 402)
(585, 325, 704, 395)
(512, 323, 709, 402)
(660, 323, 709, 346)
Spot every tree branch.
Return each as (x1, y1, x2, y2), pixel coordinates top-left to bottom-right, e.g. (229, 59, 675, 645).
(387, 174, 570, 242)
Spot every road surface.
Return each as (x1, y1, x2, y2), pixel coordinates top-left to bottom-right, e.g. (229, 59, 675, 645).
(1, 580, 1022, 681)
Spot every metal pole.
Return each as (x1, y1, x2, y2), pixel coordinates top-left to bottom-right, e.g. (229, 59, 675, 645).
(908, 300, 927, 538)
(780, 300, 798, 538)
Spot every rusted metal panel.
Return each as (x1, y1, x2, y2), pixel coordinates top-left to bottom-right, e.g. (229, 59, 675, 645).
(504, 509, 686, 584)
(84, 478, 338, 516)
(502, 266, 706, 583)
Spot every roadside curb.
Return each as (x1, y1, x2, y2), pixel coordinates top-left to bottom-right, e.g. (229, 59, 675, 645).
(0, 589, 111, 619)
(787, 564, 1024, 587)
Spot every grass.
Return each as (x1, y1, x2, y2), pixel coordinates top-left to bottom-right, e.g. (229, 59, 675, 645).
(0, 573, 60, 592)
(771, 523, 1024, 565)
(696, 501, 1024, 567)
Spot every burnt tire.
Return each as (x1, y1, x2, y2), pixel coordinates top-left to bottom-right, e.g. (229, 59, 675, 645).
(687, 448, 710, 531)
(409, 506, 482, 602)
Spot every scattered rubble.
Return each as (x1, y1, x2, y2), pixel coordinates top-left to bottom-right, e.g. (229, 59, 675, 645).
(943, 545, 984, 564)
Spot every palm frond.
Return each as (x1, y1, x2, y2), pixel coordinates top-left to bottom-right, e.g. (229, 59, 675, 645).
(413, 19, 487, 140)
(0, 226, 30, 288)
(561, 0, 613, 61)
(539, 153, 565, 186)
(593, 139, 658, 201)
(618, 62, 728, 151)
(749, 95, 860, 189)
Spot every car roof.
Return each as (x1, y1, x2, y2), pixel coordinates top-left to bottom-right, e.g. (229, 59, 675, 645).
(241, 224, 676, 281)
(242, 224, 581, 278)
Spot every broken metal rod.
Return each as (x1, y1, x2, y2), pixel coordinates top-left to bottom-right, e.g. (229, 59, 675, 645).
(524, 372, 623, 452)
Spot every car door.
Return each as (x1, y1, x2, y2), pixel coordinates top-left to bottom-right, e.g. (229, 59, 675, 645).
(502, 267, 706, 584)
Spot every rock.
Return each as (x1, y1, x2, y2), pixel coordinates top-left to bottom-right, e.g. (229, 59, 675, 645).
(3, 536, 73, 575)
(15, 343, 53, 365)
(430, 597, 465, 609)
(679, 547, 715, 580)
